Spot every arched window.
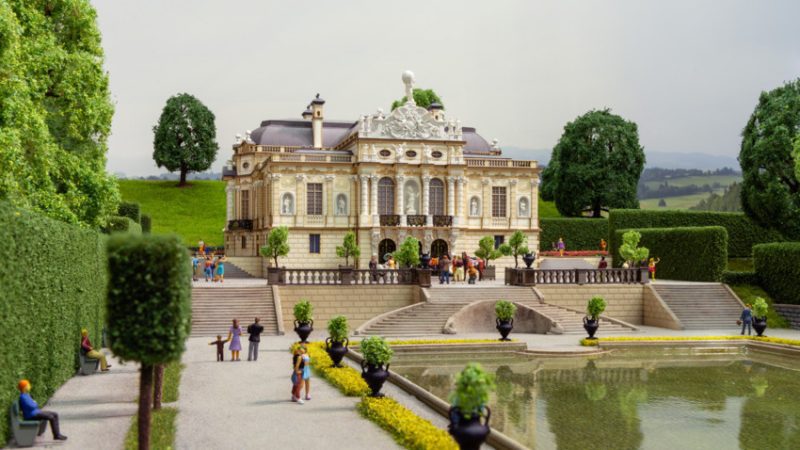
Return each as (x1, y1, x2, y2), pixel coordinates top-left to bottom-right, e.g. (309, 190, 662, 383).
(429, 178, 445, 215)
(378, 239, 396, 263)
(378, 177, 395, 215)
(431, 239, 449, 258)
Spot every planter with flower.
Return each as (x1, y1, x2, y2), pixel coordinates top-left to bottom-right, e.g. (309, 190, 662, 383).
(448, 363, 495, 450)
(360, 336, 393, 397)
(325, 315, 350, 367)
(495, 300, 517, 341)
(752, 297, 768, 337)
(583, 296, 607, 339)
(293, 300, 314, 343)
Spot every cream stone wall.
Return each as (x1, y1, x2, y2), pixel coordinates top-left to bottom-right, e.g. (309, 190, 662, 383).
(278, 285, 420, 330)
(537, 285, 645, 324)
(642, 285, 683, 329)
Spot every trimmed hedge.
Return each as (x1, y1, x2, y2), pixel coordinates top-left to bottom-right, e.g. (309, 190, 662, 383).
(141, 214, 152, 234)
(118, 201, 141, 224)
(103, 216, 142, 235)
(753, 242, 800, 305)
(721, 271, 759, 286)
(614, 226, 728, 281)
(539, 218, 608, 251)
(0, 202, 106, 444)
(609, 209, 783, 261)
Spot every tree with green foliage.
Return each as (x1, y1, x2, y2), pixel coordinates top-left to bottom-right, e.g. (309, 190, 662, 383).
(153, 93, 219, 187)
(690, 182, 742, 212)
(540, 159, 559, 201)
(739, 79, 800, 240)
(0, 0, 119, 227)
(499, 230, 530, 268)
(551, 109, 645, 217)
(391, 88, 443, 111)
(260, 226, 290, 268)
(618, 230, 649, 266)
(475, 236, 503, 264)
(336, 231, 360, 267)
(393, 236, 421, 268)
(106, 234, 191, 450)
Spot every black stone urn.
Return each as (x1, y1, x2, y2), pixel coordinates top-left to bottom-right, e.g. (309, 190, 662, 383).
(496, 318, 514, 341)
(583, 316, 599, 339)
(325, 337, 349, 368)
(420, 253, 431, 269)
(361, 361, 390, 397)
(753, 318, 767, 337)
(522, 252, 536, 269)
(448, 406, 491, 450)
(294, 320, 314, 343)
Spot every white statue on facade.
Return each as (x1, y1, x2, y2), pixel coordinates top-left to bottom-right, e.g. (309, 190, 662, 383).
(405, 186, 419, 215)
(470, 197, 480, 216)
(336, 194, 347, 215)
(519, 197, 529, 217)
(282, 194, 294, 215)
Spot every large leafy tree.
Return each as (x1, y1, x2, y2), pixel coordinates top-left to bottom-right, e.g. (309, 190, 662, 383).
(391, 88, 443, 111)
(153, 93, 218, 186)
(739, 79, 800, 240)
(0, 0, 119, 227)
(552, 109, 645, 217)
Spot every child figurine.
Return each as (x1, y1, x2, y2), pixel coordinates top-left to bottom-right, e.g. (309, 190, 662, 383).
(648, 257, 661, 280)
(209, 335, 228, 361)
(467, 265, 478, 284)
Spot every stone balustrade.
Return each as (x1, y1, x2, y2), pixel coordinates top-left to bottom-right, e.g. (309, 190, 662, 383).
(268, 267, 431, 287)
(505, 267, 649, 286)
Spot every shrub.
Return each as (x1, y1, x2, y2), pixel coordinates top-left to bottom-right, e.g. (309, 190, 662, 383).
(103, 215, 143, 235)
(721, 271, 759, 285)
(614, 226, 728, 281)
(475, 236, 502, 263)
(498, 230, 529, 268)
(0, 202, 107, 444)
(450, 363, 495, 419)
(327, 315, 349, 342)
(539, 218, 608, 251)
(753, 242, 800, 305)
(358, 397, 458, 450)
(360, 337, 393, 367)
(618, 230, 649, 266)
(141, 214, 152, 234)
(586, 296, 607, 319)
(260, 226, 289, 267)
(293, 300, 313, 323)
(393, 237, 421, 268)
(336, 231, 360, 267)
(608, 209, 784, 259)
(118, 201, 141, 223)
(752, 297, 768, 319)
(495, 301, 517, 321)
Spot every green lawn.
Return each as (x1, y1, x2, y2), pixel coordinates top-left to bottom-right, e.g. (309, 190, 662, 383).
(124, 407, 178, 450)
(538, 196, 561, 218)
(643, 175, 741, 189)
(118, 180, 226, 246)
(728, 258, 754, 272)
(729, 284, 789, 328)
(639, 192, 722, 210)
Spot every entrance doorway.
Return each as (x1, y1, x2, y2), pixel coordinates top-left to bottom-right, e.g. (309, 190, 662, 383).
(378, 239, 396, 263)
(431, 239, 449, 258)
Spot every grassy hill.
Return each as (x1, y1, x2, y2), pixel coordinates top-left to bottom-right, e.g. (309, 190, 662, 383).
(538, 196, 561, 218)
(118, 180, 226, 246)
(642, 174, 741, 189)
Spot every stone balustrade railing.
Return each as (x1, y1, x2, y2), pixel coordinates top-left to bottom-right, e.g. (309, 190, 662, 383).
(269, 153, 352, 163)
(465, 158, 536, 168)
(268, 267, 430, 286)
(505, 267, 649, 286)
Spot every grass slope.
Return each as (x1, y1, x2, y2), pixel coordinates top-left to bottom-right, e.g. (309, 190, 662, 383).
(538, 195, 561, 218)
(118, 180, 225, 246)
(639, 192, 720, 210)
(643, 174, 741, 189)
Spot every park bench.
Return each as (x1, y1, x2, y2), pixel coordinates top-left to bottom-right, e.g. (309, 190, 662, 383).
(79, 352, 99, 375)
(9, 401, 46, 447)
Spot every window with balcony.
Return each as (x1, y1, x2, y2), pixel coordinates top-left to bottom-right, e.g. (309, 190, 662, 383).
(378, 177, 395, 215)
(307, 183, 323, 215)
(240, 190, 250, 219)
(429, 178, 445, 215)
(492, 187, 507, 217)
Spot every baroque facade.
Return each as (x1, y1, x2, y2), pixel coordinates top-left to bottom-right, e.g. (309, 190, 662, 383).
(223, 71, 540, 269)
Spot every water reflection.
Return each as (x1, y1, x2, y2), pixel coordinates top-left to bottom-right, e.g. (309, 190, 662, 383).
(392, 348, 800, 449)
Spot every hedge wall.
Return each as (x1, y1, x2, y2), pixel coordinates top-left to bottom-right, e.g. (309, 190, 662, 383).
(0, 202, 107, 444)
(609, 210, 783, 261)
(118, 201, 141, 224)
(614, 226, 728, 281)
(539, 218, 608, 251)
(102, 215, 142, 235)
(753, 242, 800, 305)
(141, 214, 152, 234)
(721, 271, 759, 286)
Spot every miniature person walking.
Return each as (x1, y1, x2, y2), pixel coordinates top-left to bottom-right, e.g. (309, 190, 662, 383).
(301, 348, 312, 401)
(247, 317, 264, 361)
(648, 257, 661, 280)
(81, 329, 111, 371)
(291, 346, 307, 404)
(209, 335, 228, 361)
(557, 238, 565, 257)
(17, 380, 67, 441)
(740, 304, 753, 336)
(226, 319, 244, 361)
(600, 238, 607, 252)
(215, 255, 226, 283)
(439, 254, 451, 285)
(598, 256, 608, 269)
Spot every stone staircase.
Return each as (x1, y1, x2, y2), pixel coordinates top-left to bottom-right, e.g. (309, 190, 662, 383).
(521, 302, 633, 335)
(223, 261, 255, 279)
(652, 283, 743, 330)
(358, 302, 470, 336)
(774, 304, 800, 330)
(191, 284, 279, 337)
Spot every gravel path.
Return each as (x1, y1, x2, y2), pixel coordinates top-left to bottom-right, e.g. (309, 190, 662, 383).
(175, 336, 400, 450)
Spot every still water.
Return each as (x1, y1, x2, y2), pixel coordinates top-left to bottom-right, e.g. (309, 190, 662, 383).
(391, 347, 800, 450)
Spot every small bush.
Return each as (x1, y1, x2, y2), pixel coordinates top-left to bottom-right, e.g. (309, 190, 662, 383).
(586, 296, 607, 319)
(103, 215, 142, 235)
(539, 218, 608, 251)
(327, 315, 349, 342)
(721, 271, 759, 285)
(360, 336, 393, 367)
(753, 242, 800, 305)
(141, 214, 152, 234)
(118, 201, 141, 224)
(450, 363, 495, 420)
(495, 301, 517, 321)
(752, 297, 769, 319)
(293, 300, 313, 323)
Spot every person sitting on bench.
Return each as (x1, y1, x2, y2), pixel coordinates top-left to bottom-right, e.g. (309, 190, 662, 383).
(17, 380, 67, 441)
(81, 329, 111, 371)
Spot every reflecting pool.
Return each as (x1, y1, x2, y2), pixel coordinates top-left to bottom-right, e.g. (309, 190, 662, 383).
(391, 347, 800, 450)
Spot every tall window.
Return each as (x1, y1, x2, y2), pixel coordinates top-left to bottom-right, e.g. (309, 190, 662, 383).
(307, 183, 323, 215)
(309, 234, 321, 253)
(378, 177, 395, 215)
(494, 235, 505, 249)
(240, 190, 250, 218)
(492, 187, 507, 217)
(429, 178, 445, 215)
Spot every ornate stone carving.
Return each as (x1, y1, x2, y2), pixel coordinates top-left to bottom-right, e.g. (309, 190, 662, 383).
(295, 174, 307, 182)
(324, 175, 336, 182)
(509, 179, 518, 186)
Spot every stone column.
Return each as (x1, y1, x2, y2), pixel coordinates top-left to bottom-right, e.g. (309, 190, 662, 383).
(360, 174, 370, 227)
(225, 183, 234, 224)
(235, 186, 241, 220)
(253, 181, 262, 228)
(447, 176, 456, 217)
(325, 174, 335, 225)
(422, 175, 431, 222)
(270, 174, 281, 226)
(456, 177, 466, 226)
(396, 174, 406, 226)
(481, 178, 491, 228)
(295, 174, 306, 227)
(370, 175, 379, 226)
(509, 179, 518, 226)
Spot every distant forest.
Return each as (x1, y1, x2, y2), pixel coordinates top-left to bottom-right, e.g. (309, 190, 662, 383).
(637, 167, 740, 200)
(689, 182, 742, 212)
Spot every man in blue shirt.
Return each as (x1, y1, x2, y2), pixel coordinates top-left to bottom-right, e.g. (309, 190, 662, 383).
(17, 379, 67, 441)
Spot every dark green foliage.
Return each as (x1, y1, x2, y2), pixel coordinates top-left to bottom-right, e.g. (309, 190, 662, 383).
(152, 93, 219, 186)
(391, 88, 443, 111)
(102, 216, 142, 235)
(0, 202, 106, 444)
(753, 242, 800, 305)
(118, 201, 141, 224)
(106, 234, 191, 365)
(540, 160, 558, 202)
(539, 218, 608, 251)
(614, 227, 728, 281)
(551, 109, 645, 217)
(739, 79, 800, 240)
(690, 182, 742, 212)
(141, 214, 152, 234)
(658, 198, 667, 207)
(608, 209, 784, 261)
(721, 271, 759, 286)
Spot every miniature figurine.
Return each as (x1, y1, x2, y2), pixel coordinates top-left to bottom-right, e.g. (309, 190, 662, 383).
(648, 257, 661, 280)
(209, 335, 228, 361)
(17, 379, 67, 441)
(81, 329, 110, 371)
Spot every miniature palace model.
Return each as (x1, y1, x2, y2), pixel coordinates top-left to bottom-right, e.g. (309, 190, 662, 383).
(223, 71, 540, 269)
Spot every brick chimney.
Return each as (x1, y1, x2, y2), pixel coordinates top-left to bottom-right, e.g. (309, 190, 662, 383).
(311, 94, 325, 148)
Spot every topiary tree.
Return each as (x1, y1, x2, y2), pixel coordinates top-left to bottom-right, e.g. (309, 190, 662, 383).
(336, 231, 360, 267)
(551, 109, 645, 217)
(393, 236, 421, 268)
(658, 198, 667, 208)
(475, 236, 502, 265)
(106, 234, 191, 450)
(391, 88, 443, 111)
(152, 93, 219, 187)
(740, 79, 800, 240)
(499, 230, 530, 268)
(618, 230, 649, 266)
(260, 226, 290, 268)
(141, 214, 152, 234)
(118, 201, 141, 224)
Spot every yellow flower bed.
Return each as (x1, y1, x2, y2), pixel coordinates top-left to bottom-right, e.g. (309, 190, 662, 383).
(386, 338, 515, 346)
(358, 396, 458, 450)
(293, 342, 370, 396)
(580, 336, 800, 347)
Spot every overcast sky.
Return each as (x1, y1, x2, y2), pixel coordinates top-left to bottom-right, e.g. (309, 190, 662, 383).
(93, 0, 800, 176)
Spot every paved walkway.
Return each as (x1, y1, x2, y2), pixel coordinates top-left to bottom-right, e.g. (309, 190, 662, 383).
(175, 336, 400, 450)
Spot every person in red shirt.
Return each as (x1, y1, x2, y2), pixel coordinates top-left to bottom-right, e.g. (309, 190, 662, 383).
(81, 329, 110, 371)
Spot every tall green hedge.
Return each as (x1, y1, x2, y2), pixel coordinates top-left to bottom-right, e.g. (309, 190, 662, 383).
(118, 201, 141, 224)
(753, 243, 800, 305)
(614, 226, 728, 281)
(0, 202, 107, 444)
(141, 214, 152, 234)
(540, 218, 608, 251)
(609, 210, 783, 261)
(102, 216, 142, 235)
